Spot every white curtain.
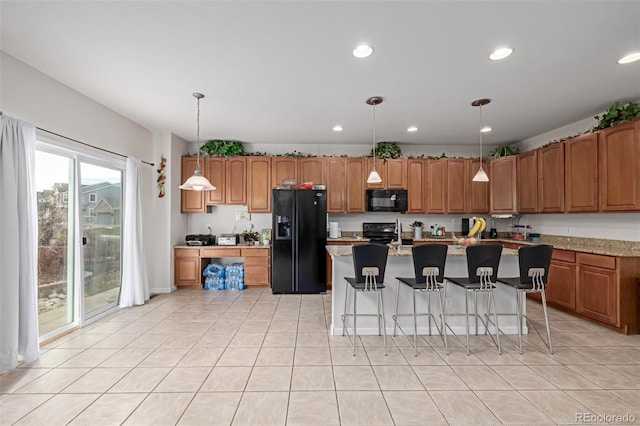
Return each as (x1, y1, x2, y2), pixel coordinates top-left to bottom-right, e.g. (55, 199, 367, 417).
(119, 156, 149, 307)
(0, 115, 39, 372)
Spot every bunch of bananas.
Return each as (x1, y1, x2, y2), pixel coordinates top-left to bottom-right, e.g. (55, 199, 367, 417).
(468, 217, 487, 237)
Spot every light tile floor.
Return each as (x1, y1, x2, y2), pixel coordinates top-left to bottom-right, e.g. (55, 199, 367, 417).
(2, 288, 639, 425)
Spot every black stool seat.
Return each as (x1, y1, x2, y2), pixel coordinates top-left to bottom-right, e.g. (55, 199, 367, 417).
(496, 277, 536, 290)
(396, 277, 443, 291)
(444, 277, 496, 290)
(345, 277, 386, 290)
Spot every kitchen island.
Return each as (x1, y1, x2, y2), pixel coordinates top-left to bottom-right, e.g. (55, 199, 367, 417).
(326, 244, 523, 336)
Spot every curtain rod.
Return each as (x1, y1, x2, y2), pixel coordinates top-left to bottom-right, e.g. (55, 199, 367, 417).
(37, 126, 155, 167)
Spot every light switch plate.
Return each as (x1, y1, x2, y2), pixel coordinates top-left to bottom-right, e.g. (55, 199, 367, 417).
(235, 211, 250, 221)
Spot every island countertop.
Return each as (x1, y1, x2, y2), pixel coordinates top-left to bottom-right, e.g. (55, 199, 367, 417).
(326, 244, 518, 257)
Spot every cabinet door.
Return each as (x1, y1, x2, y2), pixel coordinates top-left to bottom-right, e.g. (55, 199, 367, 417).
(565, 134, 599, 212)
(366, 158, 386, 189)
(577, 264, 618, 326)
(206, 158, 226, 205)
(271, 157, 298, 188)
(468, 159, 490, 213)
(298, 157, 325, 185)
(517, 150, 538, 213)
(326, 157, 346, 213)
(599, 120, 640, 211)
(426, 158, 447, 213)
(407, 159, 426, 214)
(346, 158, 366, 213)
(386, 159, 407, 189)
(247, 157, 272, 213)
(225, 157, 247, 205)
(538, 143, 565, 212)
(446, 158, 467, 214)
(181, 157, 206, 213)
(546, 259, 576, 310)
(174, 248, 201, 286)
(489, 156, 517, 213)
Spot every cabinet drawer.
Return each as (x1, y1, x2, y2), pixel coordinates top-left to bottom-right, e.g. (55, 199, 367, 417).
(175, 248, 200, 258)
(577, 253, 616, 269)
(241, 248, 270, 257)
(244, 256, 269, 266)
(552, 249, 576, 263)
(201, 248, 242, 257)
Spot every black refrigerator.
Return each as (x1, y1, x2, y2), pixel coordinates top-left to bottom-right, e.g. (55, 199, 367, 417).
(272, 189, 327, 294)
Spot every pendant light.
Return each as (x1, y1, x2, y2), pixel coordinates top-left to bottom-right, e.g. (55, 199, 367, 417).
(179, 93, 216, 191)
(366, 96, 383, 184)
(471, 98, 491, 182)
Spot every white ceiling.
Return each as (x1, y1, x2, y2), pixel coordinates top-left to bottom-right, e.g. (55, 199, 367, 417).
(1, 1, 639, 149)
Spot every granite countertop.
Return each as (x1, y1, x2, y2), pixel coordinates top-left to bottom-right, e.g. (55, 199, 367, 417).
(325, 235, 639, 257)
(175, 244, 270, 249)
(326, 244, 518, 257)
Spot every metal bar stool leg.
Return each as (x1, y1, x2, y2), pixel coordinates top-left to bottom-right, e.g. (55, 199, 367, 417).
(490, 288, 501, 355)
(393, 279, 401, 336)
(380, 289, 387, 356)
(342, 281, 349, 336)
(515, 288, 523, 354)
(352, 289, 358, 356)
(540, 289, 553, 354)
(465, 291, 471, 355)
(377, 292, 382, 336)
(440, 284, 449, 355)
(428, 292, 432, 336)
(412, 290, 418, 356)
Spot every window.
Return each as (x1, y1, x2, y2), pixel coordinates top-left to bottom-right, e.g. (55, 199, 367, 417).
(89, 193, 97, 202)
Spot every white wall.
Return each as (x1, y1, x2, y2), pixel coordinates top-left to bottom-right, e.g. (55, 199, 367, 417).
(0, 52, 163, 290)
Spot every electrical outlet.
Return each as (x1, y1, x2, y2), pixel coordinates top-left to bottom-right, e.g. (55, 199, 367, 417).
(445, 297, 452, 308)
(567, 227, 572, 235)
(206, 224, 212, 233)
(235, 211, 250, 221)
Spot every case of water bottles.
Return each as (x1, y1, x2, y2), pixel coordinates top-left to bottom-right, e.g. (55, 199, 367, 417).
(202, 262, 244, 290)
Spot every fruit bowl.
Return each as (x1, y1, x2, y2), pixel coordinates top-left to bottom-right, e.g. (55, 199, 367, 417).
(452, 234, 480, 247)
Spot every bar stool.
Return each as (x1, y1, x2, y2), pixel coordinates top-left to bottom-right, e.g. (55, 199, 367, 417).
(393, 244, 449, 356)
(445, 244, 503, 356)
(342, 243, 389, 356)
(497, 244, 554, 354)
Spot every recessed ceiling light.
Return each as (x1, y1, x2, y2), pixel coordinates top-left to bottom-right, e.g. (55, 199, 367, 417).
(407, 126, 418, 132)
(353, 44, 373, 58)
(481, 126, 492, 133)
(489, 47, 514, 60)
(333, 125, 343, 132)
(618, 52, 640, 64)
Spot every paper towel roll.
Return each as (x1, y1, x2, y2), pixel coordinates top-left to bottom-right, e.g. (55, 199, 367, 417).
(329, 222, 340, 239)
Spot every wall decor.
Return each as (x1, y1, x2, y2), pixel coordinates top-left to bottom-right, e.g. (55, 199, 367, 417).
(157, 155, 167, 197)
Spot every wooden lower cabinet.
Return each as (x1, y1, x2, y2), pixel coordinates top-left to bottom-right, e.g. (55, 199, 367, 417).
(546, 250, 576, 310)
(576, 253, 617, 326)
(174, 247, 271, 288)
(174, 248, 201, 286)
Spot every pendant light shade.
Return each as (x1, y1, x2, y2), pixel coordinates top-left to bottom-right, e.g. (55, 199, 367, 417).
(471, 98, 491, 183)
(366, 96, 383, 184)
(179, 93, 216, 191)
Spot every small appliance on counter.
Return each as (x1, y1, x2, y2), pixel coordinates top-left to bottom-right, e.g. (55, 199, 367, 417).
(329, 222, 341, 239)
(185, 234, 216, 246)
(217, 234, 239, 246)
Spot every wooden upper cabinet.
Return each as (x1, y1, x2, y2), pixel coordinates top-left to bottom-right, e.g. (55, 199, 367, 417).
(365, 158, 386, 189)
(206, 158, 226, 205)
(181, 156, 205, 213)
(426, 158, 447, 213)
(385, 159, 407, 189)
(298, 157, 325, 185)
(565, 134, 599, 212)
(517, 150, 538, 213)
(446, 158, 468, 214)
(489, 156, 517, 214)
(598, 120, 640, 211)
(271, 157, 298, 188)
(407, 159, 426, 214)
(326, 157, 347, 213)
(225, 157, 247, 205)
(468, 158, 490, 214)
(346, 158, 366, 213)
(247, 157, 271, 213)
(538, 142, 565, 213)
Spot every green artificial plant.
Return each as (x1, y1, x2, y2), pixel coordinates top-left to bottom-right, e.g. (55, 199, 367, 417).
(200, 140, 245, 157)
(370, 142, 402, 159)
(592, 101, 640, 131)
(489, 144, 520, 159)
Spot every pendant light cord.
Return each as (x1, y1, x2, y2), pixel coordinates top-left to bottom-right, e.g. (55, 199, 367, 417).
(196, 95, 202, 170)
(372, 102, 377, 170)
(479, 104, 484, 168)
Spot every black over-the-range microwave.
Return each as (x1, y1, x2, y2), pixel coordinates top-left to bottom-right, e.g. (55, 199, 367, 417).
(366, 189, 408, 213)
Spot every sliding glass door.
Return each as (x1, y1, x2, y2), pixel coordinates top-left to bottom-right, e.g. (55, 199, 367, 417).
(36, 150, 76, 336)
(81, 162, 123, 319)
(36, 142, 125, 339)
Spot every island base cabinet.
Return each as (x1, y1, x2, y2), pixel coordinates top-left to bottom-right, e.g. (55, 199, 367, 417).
(174, 248, 201, 286)
(576, 253, 617, 326)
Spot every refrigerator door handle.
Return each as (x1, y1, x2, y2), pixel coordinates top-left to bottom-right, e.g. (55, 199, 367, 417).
(293, 196, 298, 293)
